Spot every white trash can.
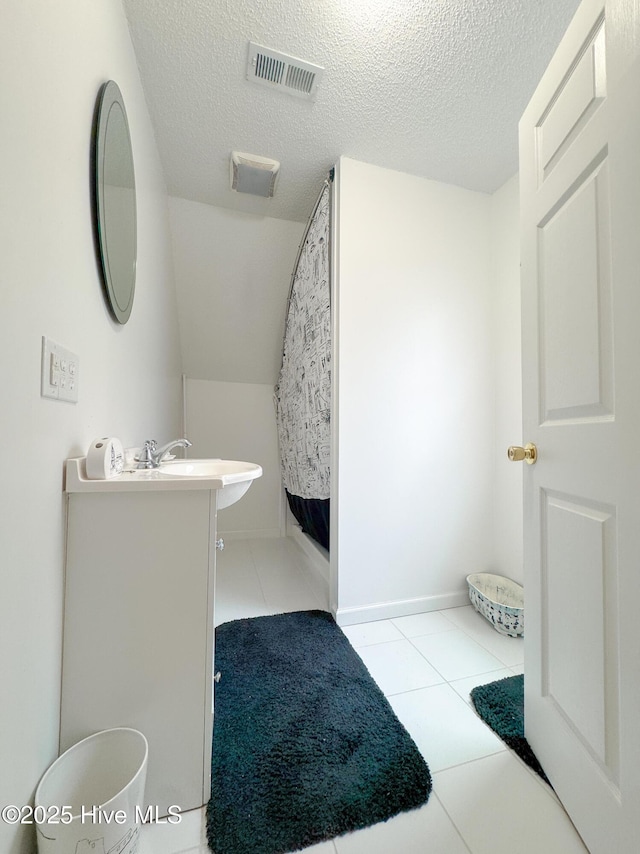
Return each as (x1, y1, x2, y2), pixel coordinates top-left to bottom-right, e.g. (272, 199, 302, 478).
(34, 727, 148, 854)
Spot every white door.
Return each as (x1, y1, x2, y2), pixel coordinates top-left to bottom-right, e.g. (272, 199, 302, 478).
(519, 1, 640, 851)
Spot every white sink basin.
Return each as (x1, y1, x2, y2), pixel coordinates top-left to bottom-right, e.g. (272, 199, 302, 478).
(158, 459, 259, 479)
(157, 459, 261, 508)
(65, 457, 262, 508)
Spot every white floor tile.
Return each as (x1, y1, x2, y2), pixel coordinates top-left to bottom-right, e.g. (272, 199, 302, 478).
(140, 806, 206, 854)
(435, 752, 588, 853)
(215, 605, 262, 627)
(215, 537, 253, 571)
(252, 544, 323, 613)
(215, 537, 327, 624)
(215, 589, 268, 620)
(259, 579, 320, 614)
(449, 669, 515, 706)
(340, 619, 404, 647)
(355, 639, 445, 695)
(389, 683, 505, 772)
(391, 611, 457, 638)
(510, 663, 525, 675)
(295, 558, 331, 610)
(214, 542, 269, 626)
(334, 799, 470, 854)
(440, 606, 524, 667)
(248, 536, 310, 574)
(410, 630, 506, 681)
(215, 546, 259, 589)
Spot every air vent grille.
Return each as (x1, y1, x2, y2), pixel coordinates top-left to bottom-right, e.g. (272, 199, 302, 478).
(247, 42, 323, 100)
(285, 65, 316, 94)
(255, 53, 285, 86)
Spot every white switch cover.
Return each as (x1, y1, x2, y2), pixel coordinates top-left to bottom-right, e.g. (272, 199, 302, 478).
(41, 336, 79, 403)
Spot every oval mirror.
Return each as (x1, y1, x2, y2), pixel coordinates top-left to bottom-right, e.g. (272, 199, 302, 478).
(94, 80, 137, 324)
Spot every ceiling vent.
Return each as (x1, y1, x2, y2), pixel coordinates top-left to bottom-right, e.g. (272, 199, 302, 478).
(230, 151, 280, 198)
(246, 42, 323, 100)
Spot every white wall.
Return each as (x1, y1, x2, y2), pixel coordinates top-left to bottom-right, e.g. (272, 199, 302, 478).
(333, 157, 495, 623)
(176, 167, 524, 603)
(185, 379, 284, 537)
(490, 175, 524, 583)
(168, 197, 305, 384)
(169, 198, 305, 535)
(0, 3, 182, 852)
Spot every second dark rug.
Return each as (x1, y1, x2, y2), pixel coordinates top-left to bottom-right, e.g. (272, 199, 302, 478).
(207, 610, 432, 854)
(470, 674, 550, 785)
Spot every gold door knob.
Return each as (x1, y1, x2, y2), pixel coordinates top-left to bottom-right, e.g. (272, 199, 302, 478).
(507, 443, 537, 464)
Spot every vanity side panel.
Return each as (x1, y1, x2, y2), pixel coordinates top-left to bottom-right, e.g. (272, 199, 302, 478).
(61, 490, 212, 814)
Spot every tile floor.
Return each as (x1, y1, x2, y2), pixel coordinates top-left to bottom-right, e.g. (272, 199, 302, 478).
(141, 537, 587, 854)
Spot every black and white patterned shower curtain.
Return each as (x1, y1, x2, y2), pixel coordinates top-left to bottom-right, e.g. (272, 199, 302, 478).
(274, 177, 332, 550)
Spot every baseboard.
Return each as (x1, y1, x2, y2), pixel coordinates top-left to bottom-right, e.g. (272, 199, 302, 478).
(335, 591, 469, 627)
(216, 528, 281, 541)
(288, 523, 329, 583)
(286, 527, 330, 606)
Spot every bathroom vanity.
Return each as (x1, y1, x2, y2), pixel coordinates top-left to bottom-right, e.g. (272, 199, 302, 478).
(60, 458, 261, 814)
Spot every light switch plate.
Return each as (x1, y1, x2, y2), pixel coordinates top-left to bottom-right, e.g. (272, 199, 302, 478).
(41, 336, 79, 403)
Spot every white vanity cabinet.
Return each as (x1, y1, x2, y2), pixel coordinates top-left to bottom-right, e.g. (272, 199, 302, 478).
(60, 460, 229, 814)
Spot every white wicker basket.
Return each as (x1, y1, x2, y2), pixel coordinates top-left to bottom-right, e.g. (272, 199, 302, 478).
(466, 572, 524, 637)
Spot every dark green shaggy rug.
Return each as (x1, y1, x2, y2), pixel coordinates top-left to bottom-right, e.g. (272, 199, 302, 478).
(207, 610, 432, 854)
(470, 674, 550, 785)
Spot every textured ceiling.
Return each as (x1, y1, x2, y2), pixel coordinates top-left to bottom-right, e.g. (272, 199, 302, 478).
(122, 0, 580, 223)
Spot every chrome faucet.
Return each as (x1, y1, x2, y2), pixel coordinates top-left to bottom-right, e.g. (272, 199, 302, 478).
(135, 438, 192, 469)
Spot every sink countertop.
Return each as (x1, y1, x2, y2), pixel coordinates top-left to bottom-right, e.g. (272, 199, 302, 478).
(65, 457, 262, 493)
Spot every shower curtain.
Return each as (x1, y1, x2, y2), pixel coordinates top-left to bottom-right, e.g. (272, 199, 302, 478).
(274, 175, 332, 550)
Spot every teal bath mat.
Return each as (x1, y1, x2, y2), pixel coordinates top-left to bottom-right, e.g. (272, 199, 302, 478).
(207, 610, 432, 854)
(470, 674, 550, 785)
